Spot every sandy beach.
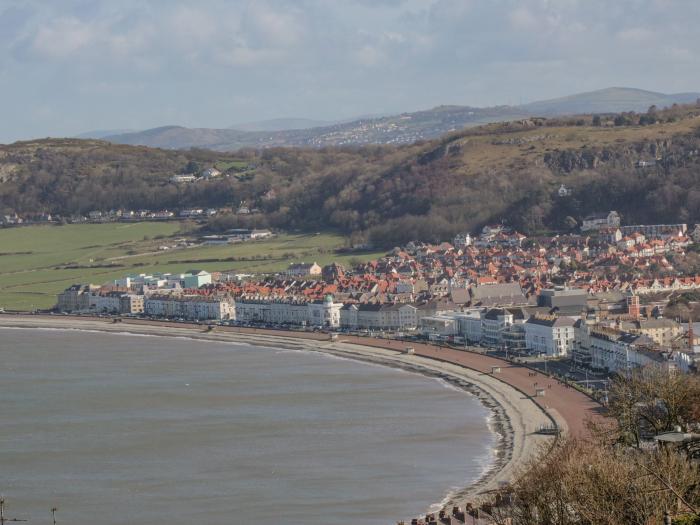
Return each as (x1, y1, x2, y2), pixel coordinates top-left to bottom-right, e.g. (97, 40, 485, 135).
(0, 314, 601, 515)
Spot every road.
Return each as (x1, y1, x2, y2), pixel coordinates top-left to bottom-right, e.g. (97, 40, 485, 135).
(339, 336, 609, 438)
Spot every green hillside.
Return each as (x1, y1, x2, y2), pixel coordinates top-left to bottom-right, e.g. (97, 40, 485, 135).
(2, 103, 700, 250)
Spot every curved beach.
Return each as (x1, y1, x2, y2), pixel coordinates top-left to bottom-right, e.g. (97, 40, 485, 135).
(0, 314, 604, 518)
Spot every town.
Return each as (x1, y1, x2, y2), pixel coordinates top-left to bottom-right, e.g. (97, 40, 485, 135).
(55, 212, 700, 379)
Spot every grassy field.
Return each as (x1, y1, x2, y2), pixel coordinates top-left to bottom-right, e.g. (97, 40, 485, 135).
(0, 223, 385, 311)
(214, 160, 249, 171)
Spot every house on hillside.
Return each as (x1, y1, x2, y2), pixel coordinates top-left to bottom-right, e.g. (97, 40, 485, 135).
(453, 233, 472, 248)
(581, 211, 620, 232)
(200, 168, 222, 180)
(170, 174, 197, 183)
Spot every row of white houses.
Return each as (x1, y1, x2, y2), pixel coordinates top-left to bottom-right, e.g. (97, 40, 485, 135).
(417, 308, 576, 357)
(56, 286, 696, 374)
(57, 285, 233, 321)
(571, 321, 695, 374)
(417, 307, 696, 374)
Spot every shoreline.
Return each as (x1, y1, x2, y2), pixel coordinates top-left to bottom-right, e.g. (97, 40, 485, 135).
(0, 315, 560, 520)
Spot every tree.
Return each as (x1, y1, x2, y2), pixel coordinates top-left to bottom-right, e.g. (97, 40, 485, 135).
(607, 366, 700, 446)
(639, 114, 658, 126)
(592, 115, 602, 127)
(184, 160, 201, 174)
(487, 439, 700, 525)
(482, 366, 700, 525)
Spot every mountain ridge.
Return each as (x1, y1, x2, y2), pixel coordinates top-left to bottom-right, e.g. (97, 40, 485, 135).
(102, 87, 700, 151)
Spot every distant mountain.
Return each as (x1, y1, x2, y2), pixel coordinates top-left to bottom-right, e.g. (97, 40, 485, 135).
(75, 129, 135, 139)
(104, 87, 700, 151)
(230, 118, 337, 132)
(522, 87, 700, 115)
(104, 105, 528, 151)
(105, 126, 258, 150)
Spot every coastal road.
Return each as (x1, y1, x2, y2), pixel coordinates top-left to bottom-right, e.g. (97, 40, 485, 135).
(338, 336, 608, 438)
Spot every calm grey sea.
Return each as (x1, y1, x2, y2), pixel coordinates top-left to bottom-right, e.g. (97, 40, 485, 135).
(0, 328, 494, 525)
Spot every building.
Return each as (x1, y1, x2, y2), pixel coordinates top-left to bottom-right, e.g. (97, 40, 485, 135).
(420, 315, 459, 338)
(481, 307, 528, 347)
(285, 262, 322, 278)
(581, 211, 620, 232)
(619, 224, 687, 239)
(621, 318, 683, 347)
(626, 294, 641, 318)
(455, 308, 485, 343)
(575, 323, 664, 374)
(572, 318, 594, 369)
(538, 287, 588, 316)
(338, 302, 421, 331)
(200, 168, 222, 179)
(502, 323, 527, 352)
(179, 209, 204, 218)
(170, 174, 197, 183)
(453, 233, 472, 248)
(144, 294, 234, 320)
(524, 314, 576, 357)
(471, 283, 528, 307)
(558, 184, 572, 197)
(249, 229, 273, 240)
(182, 270, 212, 289)
(120, 294, 144, 315)
(235, 295, 342, 327)
(56, 284, 97, 312)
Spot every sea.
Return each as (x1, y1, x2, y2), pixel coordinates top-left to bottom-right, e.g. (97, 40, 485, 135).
(0, 328, 495, 525)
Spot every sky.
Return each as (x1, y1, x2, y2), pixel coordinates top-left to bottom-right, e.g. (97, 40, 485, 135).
(1, 0, 700, 143)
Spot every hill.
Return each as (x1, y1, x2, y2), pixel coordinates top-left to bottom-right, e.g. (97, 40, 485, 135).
(522, 87, 700, 115)
(75, 128, 136, 139)
(102, 87, 700, 151)
(230, 118, 337, 132)
(104, 105, 526, 151)
(3, 103, 700, 246)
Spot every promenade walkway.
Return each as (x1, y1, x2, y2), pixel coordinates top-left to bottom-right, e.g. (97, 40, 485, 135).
(339, 336, 607, 438)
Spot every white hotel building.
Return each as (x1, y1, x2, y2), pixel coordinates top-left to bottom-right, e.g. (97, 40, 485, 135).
(144, 294, 235, 321)
(234, 295, 342, 327)
(524, 315, 576, 357)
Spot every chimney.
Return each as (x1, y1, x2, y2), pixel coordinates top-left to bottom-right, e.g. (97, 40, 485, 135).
(627, 294, 640, 319)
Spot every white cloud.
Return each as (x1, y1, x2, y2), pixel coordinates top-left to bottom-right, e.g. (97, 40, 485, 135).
(352, 44, 385, 67)
(616, 27, 654, 44)
(31, 16, 97, 58)
(223, 46, 285, 67)
(508, 7, 537, 30)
